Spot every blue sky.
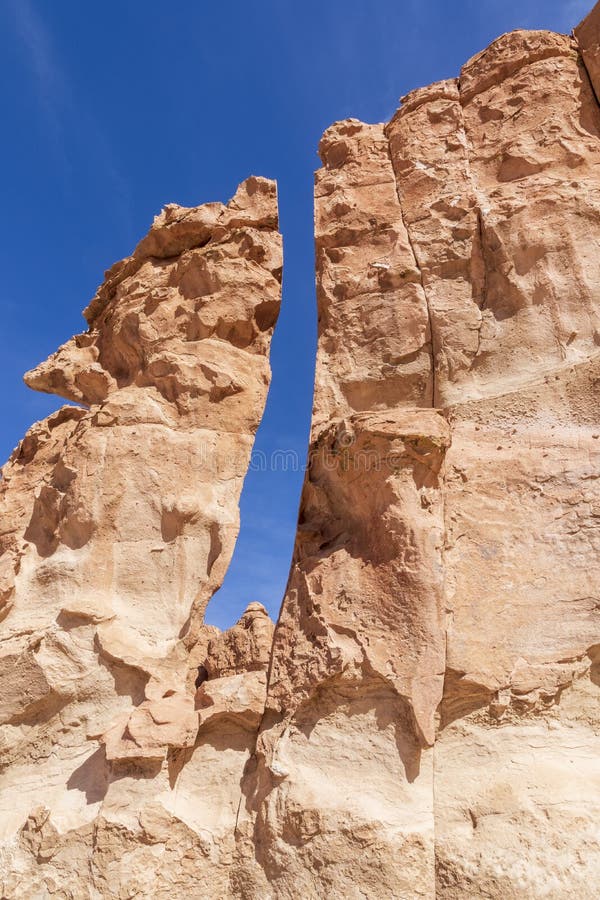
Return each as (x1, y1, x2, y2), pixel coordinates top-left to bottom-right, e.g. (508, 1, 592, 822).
(0, 0, 591, 629)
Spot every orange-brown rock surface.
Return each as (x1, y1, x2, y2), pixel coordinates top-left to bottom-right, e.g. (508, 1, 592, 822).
(0, 178, 282, 897)
(3, 4, 600, 898)
(235, 8, 600, 899)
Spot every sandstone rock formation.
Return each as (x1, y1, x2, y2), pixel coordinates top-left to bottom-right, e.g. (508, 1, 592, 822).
(3, 4, 600, 898)
(0, 178, 282, 897)
(235, 9, 600, 899)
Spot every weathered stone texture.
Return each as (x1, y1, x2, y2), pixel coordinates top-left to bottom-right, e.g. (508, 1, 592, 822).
(0, 178, 281, 897)
(3, 3, 600, 898)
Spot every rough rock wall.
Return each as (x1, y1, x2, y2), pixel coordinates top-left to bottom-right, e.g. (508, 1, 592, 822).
(3, 7, 600, 900)
(0, 178, 282, 897)
(238, 10, 600, 900)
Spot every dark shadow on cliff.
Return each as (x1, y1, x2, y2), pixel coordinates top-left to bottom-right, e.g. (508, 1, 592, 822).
(67, 747, 109, 805)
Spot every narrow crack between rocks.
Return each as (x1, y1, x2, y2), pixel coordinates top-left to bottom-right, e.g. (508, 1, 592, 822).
(384, 133, 437, 410)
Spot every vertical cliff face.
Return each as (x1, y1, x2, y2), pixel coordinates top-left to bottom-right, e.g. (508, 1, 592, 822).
(238, 10, 600, 900)
(0, 178, 282, 897)
(3, 6, 600, 899)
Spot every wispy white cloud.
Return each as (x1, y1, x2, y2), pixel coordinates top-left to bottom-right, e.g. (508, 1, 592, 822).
(6, 0, 133, 237)
(7, 0, 68, 167)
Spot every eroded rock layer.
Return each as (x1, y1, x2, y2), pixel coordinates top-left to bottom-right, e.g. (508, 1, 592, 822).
(0, 178, 282, 897)
(237, 9, 600, 900)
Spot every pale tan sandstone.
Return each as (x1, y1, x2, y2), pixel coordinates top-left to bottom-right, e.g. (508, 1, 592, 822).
(576, 1, 600, 100)
(204, 600, 274, 679)
(433, 25, 600, 897)
(312, 120, 433, 424)
(232, 124, 451, 894)
(0, 178, 281, 897)
(4, 4, 600, 898)
(194, 602, 273, 732)
(237, 9, 600, 900)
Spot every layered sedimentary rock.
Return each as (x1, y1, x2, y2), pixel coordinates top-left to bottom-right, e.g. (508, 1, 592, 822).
(0, 178, 281, 896)
(237, 9, 600, 899)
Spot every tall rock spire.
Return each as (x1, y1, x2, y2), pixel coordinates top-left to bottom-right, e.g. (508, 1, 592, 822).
(0, 177, 282, 896)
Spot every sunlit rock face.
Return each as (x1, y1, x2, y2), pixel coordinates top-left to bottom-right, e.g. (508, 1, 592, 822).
(3, 4, 600, 898)
(0, 178, 282, 897)
(236, 9, 600, 899)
